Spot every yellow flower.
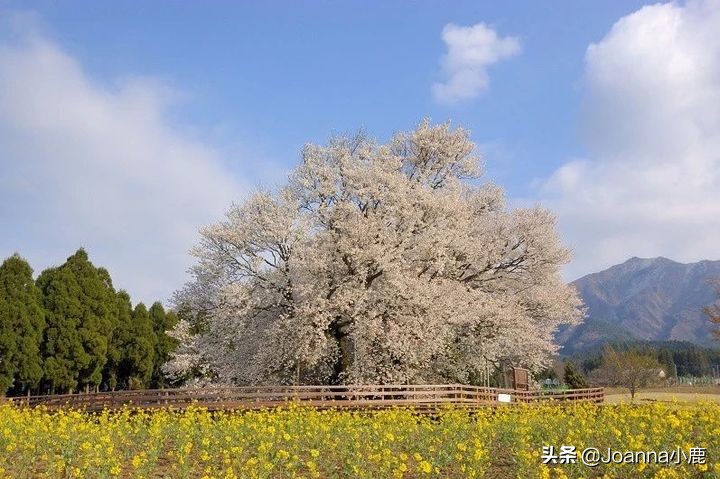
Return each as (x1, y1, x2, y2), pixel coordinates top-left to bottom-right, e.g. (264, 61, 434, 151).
(418, 460, 432, 473)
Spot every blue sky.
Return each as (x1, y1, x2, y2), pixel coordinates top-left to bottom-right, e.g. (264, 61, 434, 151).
(2, 1, 720, 304)
(12, 1, 647, 191)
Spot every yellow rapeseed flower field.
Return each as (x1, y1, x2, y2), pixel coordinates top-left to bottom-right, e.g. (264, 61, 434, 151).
(0, 401, 717, 478)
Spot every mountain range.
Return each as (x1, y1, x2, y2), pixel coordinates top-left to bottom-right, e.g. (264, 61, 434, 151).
(558, 257, 720, 353)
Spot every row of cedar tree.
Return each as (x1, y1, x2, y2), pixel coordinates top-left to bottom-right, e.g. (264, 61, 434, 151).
(0, 249, 179, 396)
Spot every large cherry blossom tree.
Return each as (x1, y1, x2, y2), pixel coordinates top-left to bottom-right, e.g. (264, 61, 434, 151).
(166, 121, 584, 385)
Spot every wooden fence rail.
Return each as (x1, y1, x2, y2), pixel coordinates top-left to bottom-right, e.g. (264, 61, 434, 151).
(9, 385, 604, 412)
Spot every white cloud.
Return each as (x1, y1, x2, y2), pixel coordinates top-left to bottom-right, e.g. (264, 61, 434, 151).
(432, 22, 520, 104)
(0, 23, 246, 304)
(540, 0, 720, 279)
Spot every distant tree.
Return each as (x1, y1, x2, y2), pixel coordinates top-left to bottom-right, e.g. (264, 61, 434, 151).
(573, 340, 720, 382)
(148, 302, 179, 387)
(592, 346, 663, 400)
(0, 255, 45, 395)
(38, 249, 116, 393)
(686, 347, 711, 376)
(657, 349, 677, 379)
(563, 361, 587, 389)
(534, 366, 558, 382)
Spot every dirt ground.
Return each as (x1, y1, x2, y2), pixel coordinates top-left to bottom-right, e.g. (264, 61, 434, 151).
(604, 385, 720, 403)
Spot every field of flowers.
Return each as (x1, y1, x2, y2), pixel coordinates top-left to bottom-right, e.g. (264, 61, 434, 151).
(0, 401, 718, 479)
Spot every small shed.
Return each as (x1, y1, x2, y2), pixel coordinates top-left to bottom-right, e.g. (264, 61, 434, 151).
(501, 365, 530, 390)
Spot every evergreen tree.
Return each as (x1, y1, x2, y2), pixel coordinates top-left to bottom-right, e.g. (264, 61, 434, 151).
(563, 361, 588, 389)
(125, 303, 156, 389)
(0, 283, 13, 393)
(0, 255, 45, 395)
(37, 266, 85, 393)
(657, 349, 677, 379)
(38, 249, 116, 393)
(148, 302, 179, 387)
(687, 347, 710, 376)
(103, 291, 134, 390)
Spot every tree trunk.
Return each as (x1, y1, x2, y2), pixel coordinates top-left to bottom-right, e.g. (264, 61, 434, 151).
(329, 321, 353, 385)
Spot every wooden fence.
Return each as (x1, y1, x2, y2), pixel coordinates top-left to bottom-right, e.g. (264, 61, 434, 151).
(10, 385, 604, 412)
